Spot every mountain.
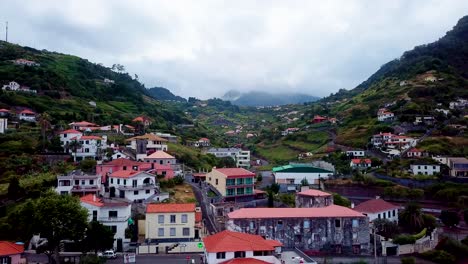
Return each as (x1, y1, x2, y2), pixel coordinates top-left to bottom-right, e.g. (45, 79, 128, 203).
(0, 41, 190, 128)
(222, 90, 320, 106)
(147, 87, 186, 102)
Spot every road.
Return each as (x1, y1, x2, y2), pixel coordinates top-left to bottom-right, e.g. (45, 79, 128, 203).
(188, 181, 217, 234)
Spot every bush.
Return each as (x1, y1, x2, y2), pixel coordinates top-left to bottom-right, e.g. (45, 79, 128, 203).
(401, 257, 415, 264)
(333, 193, 351, 207)
(393, 234, 416, 245)
(419, 250, 456, 264)
(436, 237, 468, 259)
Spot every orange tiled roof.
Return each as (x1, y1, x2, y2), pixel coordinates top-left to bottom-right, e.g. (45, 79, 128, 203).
(203, 230, 281, 253)
(214, 168, 255, 178)
(80, 194, 104, 207)
(228, 205, 365, 219)
(297, 189, 332, 197)
(0, 241, 24, 256)
(351, 159, 371, 164)
(353, 199, 400, 214)
(146, 203, 196, 213)
(146, 151, 175, 159)
(60, 129, 82, 134)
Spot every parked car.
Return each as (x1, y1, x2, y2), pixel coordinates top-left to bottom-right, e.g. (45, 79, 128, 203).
(98, 250, 117, 259)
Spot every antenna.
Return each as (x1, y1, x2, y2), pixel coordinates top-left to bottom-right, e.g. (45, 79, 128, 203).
(5, 21, 8, 42)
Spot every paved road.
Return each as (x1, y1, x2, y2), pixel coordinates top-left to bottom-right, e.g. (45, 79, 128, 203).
(188, 181, 217, 234)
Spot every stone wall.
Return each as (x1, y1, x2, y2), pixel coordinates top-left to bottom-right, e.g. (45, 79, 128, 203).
(295, 195, 333, 208)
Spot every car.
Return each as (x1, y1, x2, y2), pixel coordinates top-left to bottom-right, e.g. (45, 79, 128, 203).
(98, 250, 117, 259)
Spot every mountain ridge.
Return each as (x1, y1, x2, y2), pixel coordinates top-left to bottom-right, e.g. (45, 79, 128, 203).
(222, 90, 320, 106)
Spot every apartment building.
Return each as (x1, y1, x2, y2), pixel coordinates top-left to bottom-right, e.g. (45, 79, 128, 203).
(206, 168, 255, 202)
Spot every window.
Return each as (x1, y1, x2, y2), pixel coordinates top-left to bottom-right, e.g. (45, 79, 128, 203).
(117, 179, 120, 184)
(123, 180, 126, 185)
(181, 214, 188, 223)
(393, 210, 396, 217)
(277, 220, 283, 225)
(378, 214, 381, 219)
(245, 178, 253, 184)
(75, 180, 79, 185)
(234, 251, 246, 258)
(109, 225, 117, 234)
(123, 166, 127, 170)
(216, 252, 226, 259)
(352, 219, 359, 228)
(158, 228, 164, 237)
(245, 187, 253, 194)
(227, 179, 235, 186)
(90, 180, 94, 185)
(170, 228, 176, 236)
(215, 179, 218, 185)
(92, 210, 97, 221)
(387, 211, 391, 218)
(236, 188, 244, 195)
(335, 219, 341, 228)
(110, 178, 114, 184)
(81, 180, 85, 185)
(183, 228, 190, 236)
(85, 148, 90, 153)
(236, 178, 244, 185)
(304, 220, 310, 229)
(352, 233, 358, 240)
(109, 211, 118, 218)
(134, 190, 139, 195)
(146, 190, 150, 194)
(433, 166, 436, 170)
(158, 215, 164, 223)
(170, 215, 176, 223)
(227, 189, 235, 196)
(353, 245, 360, 254)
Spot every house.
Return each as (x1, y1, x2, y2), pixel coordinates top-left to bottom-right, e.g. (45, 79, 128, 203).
(410, 163, 440, 175)
(59, 129, 83, 148)
(295, 189, 333, 208)
(126, 134, 168, 161)
(108, 170, 161, 202)
(353, 198, 399, 223)
(206, 168, 255, 202)
(447, 157, 468, 177)
(449, 98, 467, 110)
(69, 121, 98, 131)
(328, 117, 338, 124)
(80, 194, 131, 248)
(203, 230, 282, 264)
(312, 115, 327, 124)
(103, 78, 115, 84)
(145, 203, 199, 243)
(13, 58, 40, 66)
(399, 80, 408, 86)
(1, 81, 35, 93)
(406, 148, 424, 158)
(273, 164, 333, 186)
(227, 205, 370, 253)
(414, 116, 435, 125)
(71, 135, 108, 161)
(346, 150, 365, 157)
(155, 132, 178, 143)
(384, 135, 416, 150)
(424, 76, 437, 82)
(132, 116, 152, 127)
(371, 132, 394, 147)
(377, 108, 394, 122)
(434, 108, 450, 115)
(56, 171, 102, 196)
(0, 241, 24, 264)
(281, 127, 299, 136)
(0, 109, 9, 117)
(206, 148, 251, 169)
(18, 109, 36, 122)
(0, 118, 7, 134)
(197, 138, 211, 147)
(111, 150, 132, 160)
(144, 151, 177, 167)
(97, 158, 175, 182)
(350, 159, 372, 170)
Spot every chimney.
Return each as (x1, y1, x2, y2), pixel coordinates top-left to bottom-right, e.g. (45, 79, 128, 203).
(351, 202, 355, 209)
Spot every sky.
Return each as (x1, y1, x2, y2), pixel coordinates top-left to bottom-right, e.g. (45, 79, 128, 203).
(0, 1, 467, 99)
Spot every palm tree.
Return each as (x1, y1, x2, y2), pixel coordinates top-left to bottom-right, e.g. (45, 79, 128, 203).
(38, 112, 51, 151)
(400, 202, 424, 231)
(68, 139, 82, 162)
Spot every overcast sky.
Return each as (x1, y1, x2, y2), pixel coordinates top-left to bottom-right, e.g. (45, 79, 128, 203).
(1, 1, 467, 99)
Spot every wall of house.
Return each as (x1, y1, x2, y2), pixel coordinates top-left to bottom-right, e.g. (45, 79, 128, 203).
(144, 158, 176, 165)
(206, 170, 227, 196)
(228, 217, 370, 254)
(365, 209, 398, 223)
(146, 212, 195, 240)
(410, 165, 440, 175)
(109, 173, 156, 201)
(295, 195, 333, 208)
(275, 172, 331, 185)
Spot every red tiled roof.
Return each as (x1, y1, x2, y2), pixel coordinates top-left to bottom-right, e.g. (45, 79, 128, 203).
(408, 148, 422, 153)
(193, 173, 206, 177)
(60, 129, 82, 134)
(132, 116, 151, 123)
(109, 170, 151, 179)
(146, 203, 195, 213)
(351, 159, 371, 164)
(353, 199, 400, 214)
(145, 151, 175, 159)
(126, 133, 167, 142)
(79, 135, 102, 140)
(70, 121, 97, 127)
(80, 194, 129, 208)
(228, 205, 365, 219)
(297, 189, 332, 197)
(0, 109, 10, 112)
(203, 230, 282, 253)
(220, 258, 270, 264)
(195, 212, 202, 223)
(0, 241, 24, 256)
(214, 168, 255, 178)
(20, 109, 35, 114)
(107, 158, 139, 166)
(199, 138, 210, 141)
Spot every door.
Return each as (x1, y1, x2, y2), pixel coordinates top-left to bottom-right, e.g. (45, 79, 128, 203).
(195, 229, 200, 239)
(119, 190, 125, 198)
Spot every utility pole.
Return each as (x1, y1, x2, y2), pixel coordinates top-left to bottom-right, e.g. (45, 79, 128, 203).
(5, 21, 8, 42)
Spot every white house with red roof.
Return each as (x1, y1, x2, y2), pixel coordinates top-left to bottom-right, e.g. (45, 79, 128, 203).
(353, 198, 400, 223)
(108, 171, 163, 202)
(13, 58, 40, 66)
(281, 127, 300, 136)
(18, 109, 36, 122)
(196, 138, 211, 147)
(59, 129, 83, 146)
(0, 241, 24, 264)
(80, 194, 132, 247)
(206, 168, 256, 202)
(145, 203, 199, 243)
(72, 135, 108, 161)
(56, 171, 102, 196)
(350, 159, 372, 170)
(406, 148, 424, 158)
(69, 121, 98, 130)
(377, 108, 395, 122)
(203, 230, 282, 264)
(144, 151, 177, 166)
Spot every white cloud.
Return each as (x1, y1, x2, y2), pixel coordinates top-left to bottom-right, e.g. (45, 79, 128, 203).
(1, 0, 467, 99)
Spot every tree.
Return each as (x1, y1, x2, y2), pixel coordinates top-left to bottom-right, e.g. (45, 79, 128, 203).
(373, 218, 400, 239)
(300, 178, 309, 187)
(38, 112, 51, 151)
(80, 159, 97, 173)
(256, 173, 263, 183)
(68, 140, 82, 162)
(399, 203, 424, 232)
(440, 210, 460, 228)
(9, 191, 88, 264)
(84, 221, 115, 254)
(333, 193, 351, 207)
(268, 183, 280, 194)
(7, 176, 23, 200)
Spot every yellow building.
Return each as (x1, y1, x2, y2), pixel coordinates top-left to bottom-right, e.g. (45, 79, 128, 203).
(206, 168, 255, 202)
(145, 203, 198, 242)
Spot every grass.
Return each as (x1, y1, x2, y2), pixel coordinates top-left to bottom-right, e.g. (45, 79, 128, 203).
(168, 183, 197, 204)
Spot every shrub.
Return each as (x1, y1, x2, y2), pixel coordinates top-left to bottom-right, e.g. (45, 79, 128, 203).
(419, 250, 456, 264)
(393, 234, 416, 245)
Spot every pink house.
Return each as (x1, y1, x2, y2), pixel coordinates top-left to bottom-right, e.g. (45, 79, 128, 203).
(0, 241, 24, 264)
(96, 158, 174, 182)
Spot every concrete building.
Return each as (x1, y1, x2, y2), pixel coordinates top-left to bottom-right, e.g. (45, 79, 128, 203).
(0, 118, 7, 134)
(346, 150, 365, 157)
(353, 198, 399, 223)
(0, 241, 24, 264)
(206, 168, 255, 202)
(206, 148, 251, 168)
(18, 109, 36, 122)
(273, 164, 333, 185)
(72, 135, 108, 161)
(448, 157, 468, 177)
(350, 159, 372, 170)
(144, 151, 177, 166)
(108, 171, 159, 202)
(56, 171, 101, 196)
(410, 164, 440, 175)
(126, 134, 168, 161)
(80, 194, 131, 248)
(203, 230, 282, 264)
(145, 203, 199, 242)
(295, 189, 333, 208)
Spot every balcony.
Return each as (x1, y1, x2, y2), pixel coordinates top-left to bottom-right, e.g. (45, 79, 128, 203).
(71, 186, 100, 192)
(97, 216, 129, 222)
(116, 183, 158, 191)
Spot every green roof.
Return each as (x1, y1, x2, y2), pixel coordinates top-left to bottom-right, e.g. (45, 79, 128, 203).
(272, 164, 333, 173)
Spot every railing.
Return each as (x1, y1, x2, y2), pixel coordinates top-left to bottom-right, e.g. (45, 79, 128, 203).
(98, 216, 128, 222)
(116, 184, 157, 191)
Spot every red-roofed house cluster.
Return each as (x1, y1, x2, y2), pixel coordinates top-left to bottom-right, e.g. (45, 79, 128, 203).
(59, 129, 108, 161)
(377, 108, 395, 122)
(371, 132, 416, 156)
